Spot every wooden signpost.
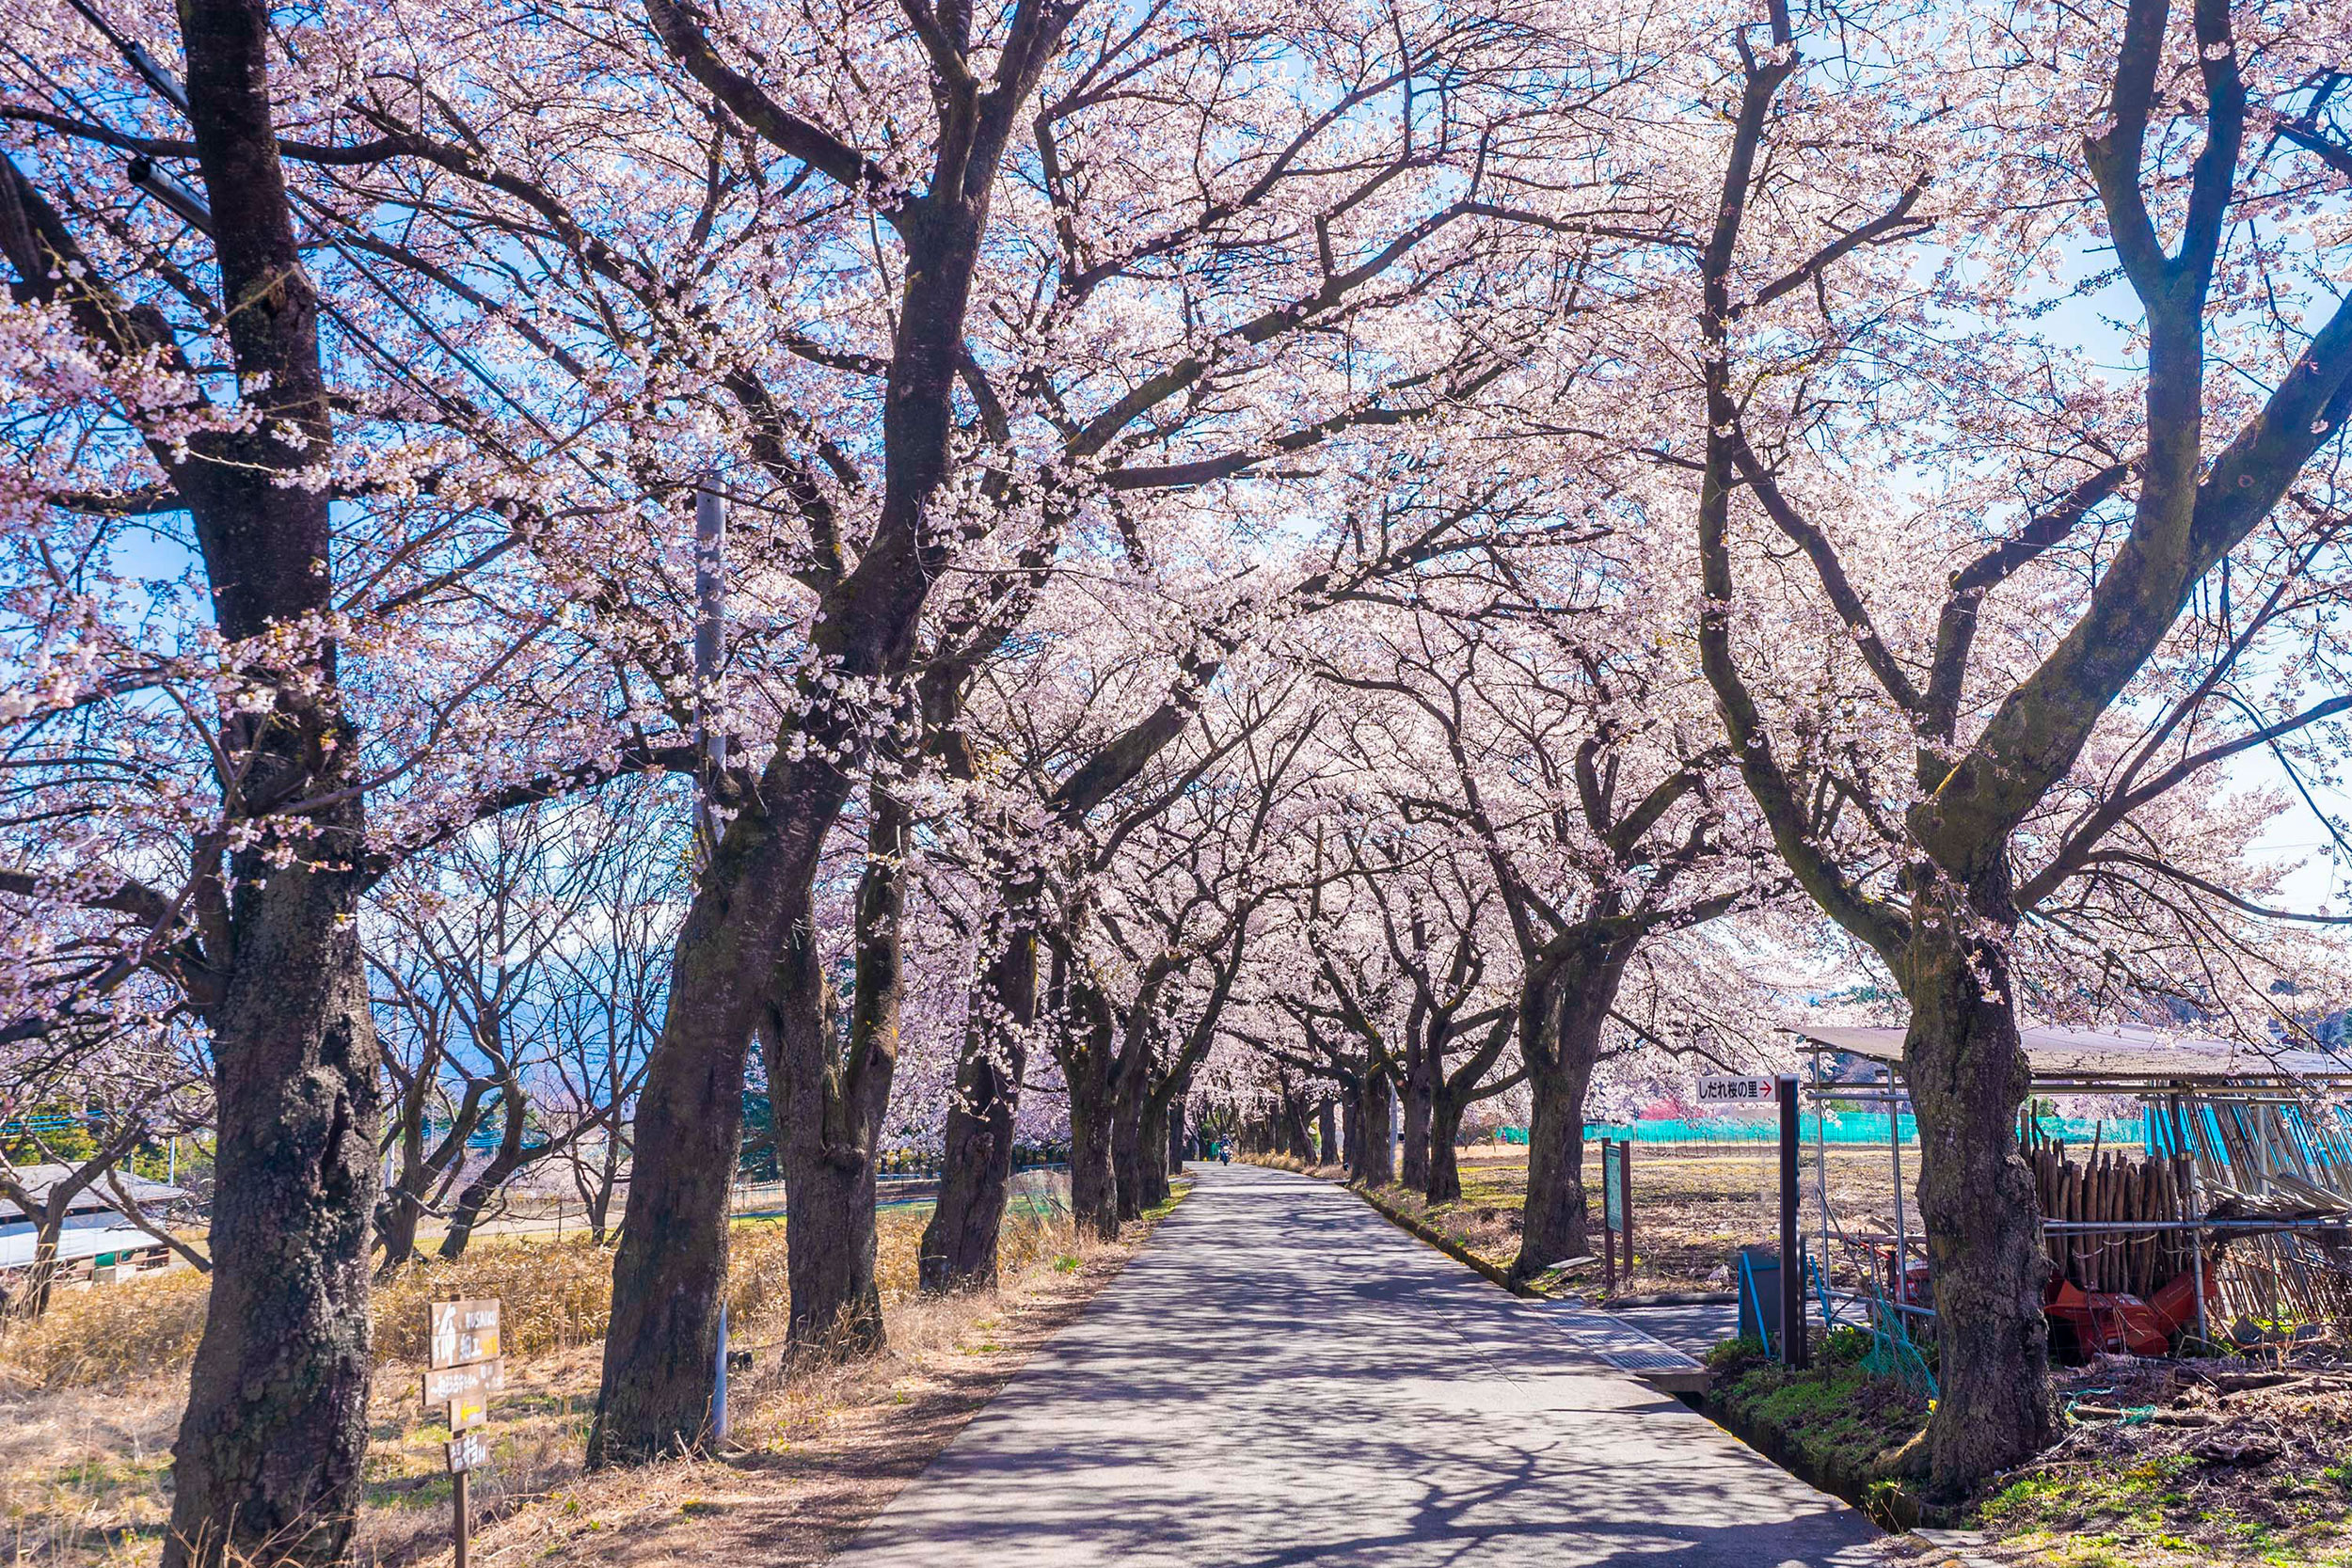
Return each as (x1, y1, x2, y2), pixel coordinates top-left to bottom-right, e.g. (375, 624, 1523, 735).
(425, 1299, 501, 1568)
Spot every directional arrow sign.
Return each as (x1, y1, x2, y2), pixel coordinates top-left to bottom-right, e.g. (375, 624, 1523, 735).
(1696, 1074, 1777, 1106)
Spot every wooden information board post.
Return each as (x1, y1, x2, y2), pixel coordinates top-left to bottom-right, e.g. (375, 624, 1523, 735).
(424, 1299, 502, 1568)
(1599, 1140, 1633, 1291)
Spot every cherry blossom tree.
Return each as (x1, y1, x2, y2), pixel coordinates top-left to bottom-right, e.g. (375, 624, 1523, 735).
(1669, 0, 2352, 1491)
(1302, 535, 1785, 1275)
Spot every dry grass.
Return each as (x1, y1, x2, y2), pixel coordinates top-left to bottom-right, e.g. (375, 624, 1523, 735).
(0, 1271, 214, 1392)
(0, 1177, 1121, 1567)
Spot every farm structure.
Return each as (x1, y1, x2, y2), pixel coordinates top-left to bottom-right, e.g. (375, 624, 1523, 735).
(0, 1164, 188, 1281)
(1793, 1025, 2352, 1366)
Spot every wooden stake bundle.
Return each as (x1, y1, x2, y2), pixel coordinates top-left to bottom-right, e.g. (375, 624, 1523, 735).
(2024, 1134, 2198, 1297)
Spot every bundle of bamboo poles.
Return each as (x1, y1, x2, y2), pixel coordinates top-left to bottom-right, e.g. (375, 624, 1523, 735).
(2177, 1097, 2352, 1338)
(2026, 1132, 2198, 1297)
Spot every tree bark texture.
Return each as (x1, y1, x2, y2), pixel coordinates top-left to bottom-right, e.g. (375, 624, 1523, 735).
(1426, 1092, 1467, 1203)
(149, 0, 385, 1557)
(920, 926, 1033, 1291)
(1135, 1081, 1172, 1212)
(780, 788, 908, 1355)
(1057, 963, 1121, 1240)
(165, 843, 379, 1568)
(1067, 1075, 1119, 1240)
(1399, 1042, 1434, 1194)
(1904, 888, 2055, 1497)
(1110, 1038, 1152, 1222)
(1513, 953, 1629, 1279)
(592, 0, 1084, 1447)
(1350, 1072, 1395, 1187)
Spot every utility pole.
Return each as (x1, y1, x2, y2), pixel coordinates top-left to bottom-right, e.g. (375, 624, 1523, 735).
(1391, 1080, 1402, 1183)
(693, 476, 728, 852)
(694, 472, 730, 1443)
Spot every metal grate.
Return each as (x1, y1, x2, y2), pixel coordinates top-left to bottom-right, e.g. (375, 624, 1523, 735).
(1549, 1307, 1704, 1374)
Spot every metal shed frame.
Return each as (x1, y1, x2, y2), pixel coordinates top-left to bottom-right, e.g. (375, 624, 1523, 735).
(1788, 1023, 2352, 1353)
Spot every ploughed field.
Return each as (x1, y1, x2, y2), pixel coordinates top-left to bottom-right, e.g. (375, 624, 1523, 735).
(1372, 1143, 1909, 1301)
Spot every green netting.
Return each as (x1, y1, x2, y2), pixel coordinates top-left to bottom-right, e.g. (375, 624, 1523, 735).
(1486, 1112, 2147, 1147)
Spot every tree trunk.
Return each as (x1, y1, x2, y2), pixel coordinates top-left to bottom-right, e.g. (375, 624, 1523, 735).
(1905, 891, 2054, 1499)
(1167, 1088, 1187, 1173)
(1516, 1049, 1593, 1277)
(591, 115, 1014, 1458)
(120, 2, 388, 1557)
(1514, 952, 1628, 1280)
(920, 926, 1033, 1292)
(375, 1190, 424, 1277)
(780, 789, 908, 1357)
(1351, 1073, 1395, 1187)
(589, 698, 872, 1463)
(781, 1147, 882, 1353)
(591, 1144, 620, 1244)
(1067, 1071, 1119, 1239)
(1135, 1085, 1172, 1212)
(1400, 1046, 1434, 1193)
(1318, 1099, 1339, 1166)
(1057, 957, 1120, 1240)
(165, 851, 379, 1568)
(23, 1212, 65, 1319)
(1109, 1042, 1151, 1223)
(1426, 1091, 1467, 1203)
(437, 1144, 528, 1262)
(589, 880, 778, 1461)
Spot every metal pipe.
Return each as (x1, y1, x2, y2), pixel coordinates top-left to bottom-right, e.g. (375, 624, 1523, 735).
(2039, 1217, 2352, 1234)
(1813, 1047, 1830, 1325)
(1622, 1137, 1634, 1280)
(712, 1299, 729, 1443)
(1779, 1076, 1806, 1368)
(1887, 1066, 1908, 1300)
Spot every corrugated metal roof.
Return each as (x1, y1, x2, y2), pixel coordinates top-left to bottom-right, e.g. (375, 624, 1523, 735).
(0, 1164, 189, 1222)
(1794, 1023, 2352, 1086)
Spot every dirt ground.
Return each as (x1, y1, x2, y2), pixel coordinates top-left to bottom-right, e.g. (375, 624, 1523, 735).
(0, 1185, 1177, 1567)
(1956, 1355, 2352, 1568)
(445, 1243, 1143, 1568)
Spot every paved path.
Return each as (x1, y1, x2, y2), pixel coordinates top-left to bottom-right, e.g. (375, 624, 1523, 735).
(834, 1164, 1881, 1567)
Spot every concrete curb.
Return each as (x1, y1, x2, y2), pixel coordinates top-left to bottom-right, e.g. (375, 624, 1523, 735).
(1347, 1182, 1545, 1299)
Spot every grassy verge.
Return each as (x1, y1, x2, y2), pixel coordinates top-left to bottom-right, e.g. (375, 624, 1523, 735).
(1700, 1331, 1931, 1527)
(1702, 1333, 2352, 1567)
